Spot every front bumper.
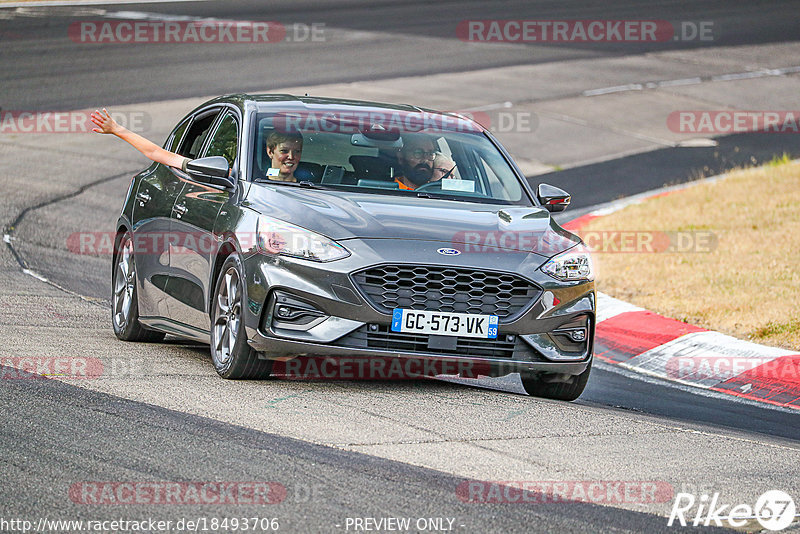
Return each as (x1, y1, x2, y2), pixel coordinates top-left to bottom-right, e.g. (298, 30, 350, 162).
(242, 238, 595, 377)
(248, 331, 591, 377)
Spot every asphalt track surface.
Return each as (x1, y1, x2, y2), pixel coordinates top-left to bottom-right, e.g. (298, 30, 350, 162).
(3, 0, 800, 111)
(2, 364, 728, 533)
(2, 1, 800, 532)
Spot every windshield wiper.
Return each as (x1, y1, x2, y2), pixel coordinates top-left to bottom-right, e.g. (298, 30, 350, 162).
(415, 191, 514, 205)
(254, 179, 328, 189)
(415, 192, 470, 202)
(297, 180, 325, 189)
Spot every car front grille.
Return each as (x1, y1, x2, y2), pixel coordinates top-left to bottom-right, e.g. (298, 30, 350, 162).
(351, 264, 541, 320)
(332, 324, 544, 361)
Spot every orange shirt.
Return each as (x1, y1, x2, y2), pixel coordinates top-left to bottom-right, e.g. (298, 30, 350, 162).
(394, 177, 415, 190)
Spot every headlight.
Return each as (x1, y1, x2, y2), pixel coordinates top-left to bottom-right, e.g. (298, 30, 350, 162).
(541, 245, 594, 281)
(256, 215, 350, 262)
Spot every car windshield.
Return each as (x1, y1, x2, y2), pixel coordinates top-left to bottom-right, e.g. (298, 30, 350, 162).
(251, 109, 532, 206)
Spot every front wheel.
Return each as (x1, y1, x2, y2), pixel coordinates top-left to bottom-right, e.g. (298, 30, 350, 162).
(210, 254, 273, 379)
(520, 360, 592, 401)
(111, 231, 165, 343)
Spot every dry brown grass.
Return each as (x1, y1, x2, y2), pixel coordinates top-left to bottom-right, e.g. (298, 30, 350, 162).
(582, 159, 800, 351)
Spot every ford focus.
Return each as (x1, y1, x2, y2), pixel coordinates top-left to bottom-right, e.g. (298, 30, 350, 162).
(112, 94, 595, 400)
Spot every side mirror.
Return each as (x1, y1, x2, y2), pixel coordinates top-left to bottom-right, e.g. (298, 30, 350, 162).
(185, 156, 235, 189)
(537, 183, 571, 212)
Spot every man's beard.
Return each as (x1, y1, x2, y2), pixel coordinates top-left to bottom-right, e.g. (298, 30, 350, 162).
(407, 164, 432, 186)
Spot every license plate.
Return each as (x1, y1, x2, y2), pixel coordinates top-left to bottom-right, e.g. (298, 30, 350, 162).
(391, 309, 498, 339)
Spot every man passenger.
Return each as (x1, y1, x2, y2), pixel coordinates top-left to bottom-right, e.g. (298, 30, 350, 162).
(393, 134, 438, 190)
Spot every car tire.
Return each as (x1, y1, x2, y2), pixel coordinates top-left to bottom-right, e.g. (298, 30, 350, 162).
(112, 230, 166, 343)
(520, 360, 591, 401)
(210, 253, 273, 379)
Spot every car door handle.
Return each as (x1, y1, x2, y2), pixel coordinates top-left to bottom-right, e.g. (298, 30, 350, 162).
(136, 191, 151, 205)
(173, 203, 187, 218)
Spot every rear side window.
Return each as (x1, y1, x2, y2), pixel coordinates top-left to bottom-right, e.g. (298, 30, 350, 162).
(178, 109, 220, 159)
(165, 117, 190, 152)
(203, 112, 239, 167)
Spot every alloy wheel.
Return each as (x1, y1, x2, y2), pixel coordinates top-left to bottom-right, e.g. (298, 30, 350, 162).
(113, 236, 135, 330)
(213, 266, 242, 366)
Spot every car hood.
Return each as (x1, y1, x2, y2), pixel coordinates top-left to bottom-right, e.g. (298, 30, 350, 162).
(245, 184, 580, 258)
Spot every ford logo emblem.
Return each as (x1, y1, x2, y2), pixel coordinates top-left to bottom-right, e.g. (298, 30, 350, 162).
(437, 248, 461, 256)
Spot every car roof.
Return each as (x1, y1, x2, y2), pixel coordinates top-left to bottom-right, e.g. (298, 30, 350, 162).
(195, 93, 486, 134)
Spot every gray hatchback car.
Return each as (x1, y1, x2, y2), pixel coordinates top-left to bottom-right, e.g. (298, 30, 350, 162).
(112, 94, 595, 400)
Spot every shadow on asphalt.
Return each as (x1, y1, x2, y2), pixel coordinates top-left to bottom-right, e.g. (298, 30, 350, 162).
(529, 131, 800, 211)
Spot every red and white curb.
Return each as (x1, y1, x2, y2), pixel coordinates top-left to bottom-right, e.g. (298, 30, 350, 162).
(593, 293, 800, 410)
(562, 184, 800, 411)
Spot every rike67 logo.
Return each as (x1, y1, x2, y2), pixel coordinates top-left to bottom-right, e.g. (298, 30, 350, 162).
(668, 490, 797, 531)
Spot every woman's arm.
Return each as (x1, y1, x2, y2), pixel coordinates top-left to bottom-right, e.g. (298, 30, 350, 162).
(91, 109, 189, 170)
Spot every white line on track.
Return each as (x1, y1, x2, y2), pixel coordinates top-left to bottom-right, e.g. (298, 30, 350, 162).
(583, 83, 644, 96)
(655, 76, 702, 87)
(103, 9, 221, 21)
(460, 101, 513, 112)
(0, 0, 211, 7)
(583, 66, 800, 97)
